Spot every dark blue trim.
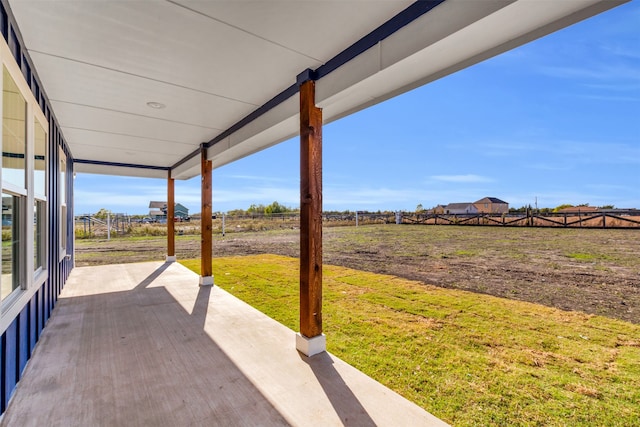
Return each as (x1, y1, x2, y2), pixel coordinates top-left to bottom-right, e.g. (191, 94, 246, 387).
(0, 152, 44, 160)
(170, 147, 201, 170)
(74, 158, 170, 171)
(174, 81, 301, 168)
(8, 26, 19, 63)
(29, 297, 36, 352)
(2, 320, 17, 411)
(0, 4, 6, 42)
(20, 53, 30, 85)
(204, 83, 299, 150)
(0, 332, 4, 412)
(18, 307, 28, 379)
(296, 68, 317, 86)
(314, 0, 445, 80)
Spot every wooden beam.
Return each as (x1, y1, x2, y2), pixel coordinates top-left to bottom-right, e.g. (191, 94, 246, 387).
(299, 80, 323, 338)
(167, 173, 176, 261)
(200, 145, 213, 285)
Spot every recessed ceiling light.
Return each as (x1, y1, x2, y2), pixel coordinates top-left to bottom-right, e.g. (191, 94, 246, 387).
(146, 101, 166, 109)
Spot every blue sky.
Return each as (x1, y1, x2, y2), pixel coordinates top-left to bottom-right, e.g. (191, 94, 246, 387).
(75, 3, 640, 215)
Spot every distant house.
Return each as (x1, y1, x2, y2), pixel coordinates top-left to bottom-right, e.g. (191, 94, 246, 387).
(427, 205, 446, 214)
(474, 197, 509, 214)
(444, 203, 478, 215)
(148, 201, 190, 220)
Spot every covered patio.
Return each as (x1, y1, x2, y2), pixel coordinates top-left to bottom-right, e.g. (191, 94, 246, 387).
(0, 0, 628, 422)
(0, 261, 447, 426)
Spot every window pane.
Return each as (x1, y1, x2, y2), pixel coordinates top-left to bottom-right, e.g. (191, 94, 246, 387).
(2, 192, 21, 300)
(2, 66, 26, 189)
(34, 120, 46, 196)
(34, 200, 45, 271)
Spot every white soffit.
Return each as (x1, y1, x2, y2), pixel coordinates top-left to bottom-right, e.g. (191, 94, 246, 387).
(8, 0, 626, 180)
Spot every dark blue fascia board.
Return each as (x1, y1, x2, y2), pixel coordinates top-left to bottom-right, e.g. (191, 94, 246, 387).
(171, 147, 202, 170)
(171, 0, 446, 171)
(204, 82, 299, 151)
(74, 158, 170, 171)
(171, 81, 300, 169)
(314, 0, 446, 80)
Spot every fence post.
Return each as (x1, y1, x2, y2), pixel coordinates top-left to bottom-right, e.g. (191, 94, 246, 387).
(107, 213, 111, 240)
(222, 213, 226, 236)
(355, 211, 359, 227)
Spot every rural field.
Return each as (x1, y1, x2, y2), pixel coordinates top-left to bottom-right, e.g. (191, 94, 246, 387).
(75, 224, 639, 324)
(74, 224, 640, 426)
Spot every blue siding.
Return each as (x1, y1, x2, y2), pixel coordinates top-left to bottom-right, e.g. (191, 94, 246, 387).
(0, 1, 75, 416)
(18, 307, 29, 378)
(37, 288, 43, 336)
(3, 320, 17, 410)
(29, 297, 36, 352)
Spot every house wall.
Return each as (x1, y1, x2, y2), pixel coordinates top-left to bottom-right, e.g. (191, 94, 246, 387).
(0, 0, 73, 414)
(175, 204, 189, 218)
(446, 205, 479, 215)
(474, 202, 509, 214)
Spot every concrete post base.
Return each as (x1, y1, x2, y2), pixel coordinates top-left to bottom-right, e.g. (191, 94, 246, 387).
(199, 276, 214, 286)
(166, 255, 177, 263)
(296, 333, 326, 357)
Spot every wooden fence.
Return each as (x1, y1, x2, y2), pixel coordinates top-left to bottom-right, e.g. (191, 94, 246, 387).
(74, 210, 640, 237)
(401, 210, 640, 229)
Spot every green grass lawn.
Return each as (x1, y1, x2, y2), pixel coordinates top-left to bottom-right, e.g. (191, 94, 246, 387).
(184, 254, 639, 426)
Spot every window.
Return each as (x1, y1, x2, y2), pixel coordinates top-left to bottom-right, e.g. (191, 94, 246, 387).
(1, 42, 49, 311)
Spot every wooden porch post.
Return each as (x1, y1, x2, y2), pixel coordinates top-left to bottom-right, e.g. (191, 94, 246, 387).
(166, 172, 176, 262)
(200, 145, 214, 286)
(296, 78, 325, 356)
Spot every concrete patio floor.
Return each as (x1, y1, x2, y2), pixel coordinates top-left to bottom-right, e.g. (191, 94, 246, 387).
(1, 261, 447, 426)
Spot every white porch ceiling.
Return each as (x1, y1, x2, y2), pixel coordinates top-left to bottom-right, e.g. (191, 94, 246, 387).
(8, 0, 626, 179)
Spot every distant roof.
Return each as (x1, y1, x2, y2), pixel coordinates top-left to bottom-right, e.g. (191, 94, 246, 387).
(474, 197, 508, 204)
(149, 201, 166, 209)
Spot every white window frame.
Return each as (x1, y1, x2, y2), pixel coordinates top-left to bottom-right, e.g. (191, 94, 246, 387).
(0, 34, 49, 333)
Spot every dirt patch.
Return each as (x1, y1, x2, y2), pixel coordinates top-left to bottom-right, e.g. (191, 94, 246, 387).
(75, 225, 640, 324)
